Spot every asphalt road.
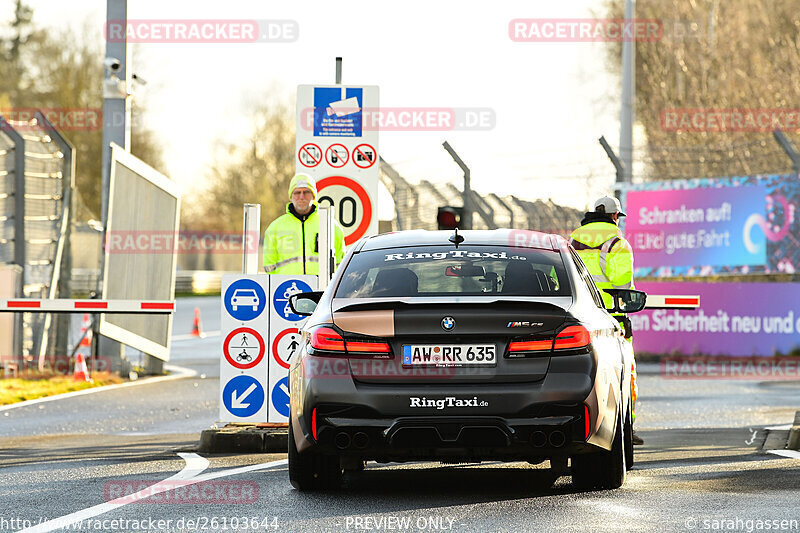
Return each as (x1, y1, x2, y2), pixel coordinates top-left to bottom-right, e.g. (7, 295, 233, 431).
(2, 296, 799, 533)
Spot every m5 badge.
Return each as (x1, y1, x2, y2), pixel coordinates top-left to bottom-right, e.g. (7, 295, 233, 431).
(506, 321, 544, 328)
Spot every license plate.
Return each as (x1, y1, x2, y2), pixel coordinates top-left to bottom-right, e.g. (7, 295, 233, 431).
(401, 344, 496, 367)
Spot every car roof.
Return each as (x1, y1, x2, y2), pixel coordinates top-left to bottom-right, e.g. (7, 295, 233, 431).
(357, 229, 565, 252)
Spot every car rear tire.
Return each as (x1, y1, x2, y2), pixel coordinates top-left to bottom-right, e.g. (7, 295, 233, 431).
(571, 405, 626, 490)
(624, 398, 634, 470)
(288, 419, 342, 491)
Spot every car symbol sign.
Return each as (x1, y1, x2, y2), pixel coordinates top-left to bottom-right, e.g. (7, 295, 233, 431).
(441, 316, 456, 331)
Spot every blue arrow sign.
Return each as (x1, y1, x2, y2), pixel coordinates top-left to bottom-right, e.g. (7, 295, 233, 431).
(271, 376, 290, 418)
(224, 278, 267, 322)
(222, 375, 264, 418)
(272, 279, 313, 322)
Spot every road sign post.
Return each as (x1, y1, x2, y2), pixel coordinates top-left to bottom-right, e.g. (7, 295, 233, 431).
(219, 275, 269, 422)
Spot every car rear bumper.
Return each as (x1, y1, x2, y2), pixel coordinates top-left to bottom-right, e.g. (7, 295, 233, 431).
(290, 352, 612, 460)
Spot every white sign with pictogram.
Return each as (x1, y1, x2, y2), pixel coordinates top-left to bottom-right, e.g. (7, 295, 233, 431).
(267, 274, 318, 422)
(220, 275, 270, 422)
(325, 144, 349, 168)
(296, 84, 379, 247)
(298, 143, 322, 168)
(353, 143, 377, 169)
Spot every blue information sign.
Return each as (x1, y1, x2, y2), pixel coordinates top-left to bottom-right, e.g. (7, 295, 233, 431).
(272, 279, 312, 322)
(271, 377, 291, 418)
(224, 279, 267, 322)
(313, 87, 363, 137)
(222, 375, 265, 418)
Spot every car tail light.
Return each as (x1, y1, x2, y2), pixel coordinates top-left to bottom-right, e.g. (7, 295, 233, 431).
(345, 339, 391, 353)
(310, 326, 346, 351)
(508, 338, 552, 353)
(309, 326, 391, 356)
(554, 325, 592, 350)
(312, 407, 318, 440)
(584, 404, 591, 440)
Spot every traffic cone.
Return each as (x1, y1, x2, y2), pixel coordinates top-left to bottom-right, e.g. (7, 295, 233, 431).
(73, 352, 92, 382)
(79, 313, 92, 347)
(191, 307, 204, 338)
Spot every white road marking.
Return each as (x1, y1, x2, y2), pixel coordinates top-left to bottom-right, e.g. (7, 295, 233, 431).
(0, 364, 197, 413)
(765, 424, 793, 431)
(17, 454, 287, 533)
(767, 449, 800, 459)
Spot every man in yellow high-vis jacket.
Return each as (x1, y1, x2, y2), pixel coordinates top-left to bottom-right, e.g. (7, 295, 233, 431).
(263, 174, 345, 275)
(570, 196, 643, 445)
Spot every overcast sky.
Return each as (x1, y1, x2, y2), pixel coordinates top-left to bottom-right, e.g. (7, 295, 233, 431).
(11, 0, 626, 212)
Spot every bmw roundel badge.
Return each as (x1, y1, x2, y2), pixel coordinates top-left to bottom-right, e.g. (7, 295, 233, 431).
(441, 316, 456, 331)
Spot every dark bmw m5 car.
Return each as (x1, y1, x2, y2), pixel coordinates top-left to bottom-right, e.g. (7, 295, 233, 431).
(286, 229, 646, 491)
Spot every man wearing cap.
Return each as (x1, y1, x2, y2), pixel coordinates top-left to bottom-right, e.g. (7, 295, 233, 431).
(263, 173, 345, 275)
(570, 195, 643, 445)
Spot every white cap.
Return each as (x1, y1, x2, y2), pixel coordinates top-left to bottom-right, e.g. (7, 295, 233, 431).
(594, 196, 626, 216)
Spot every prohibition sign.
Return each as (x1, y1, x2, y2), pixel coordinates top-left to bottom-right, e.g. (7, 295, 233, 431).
(353, 143, 377, 169)
(272, 327, 300, 369)
(298, 143, 321, 168)
(223, 327, 265, 369)
(317, 175, 373, 245)
(325, 144, 349, 168)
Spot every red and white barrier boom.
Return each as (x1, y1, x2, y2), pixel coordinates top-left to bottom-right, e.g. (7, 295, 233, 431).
(0, 299, 175, 313)
(644, 295, 700, 310)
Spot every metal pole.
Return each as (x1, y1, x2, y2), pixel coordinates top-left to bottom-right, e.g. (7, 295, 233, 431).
(442, 141, 472, 230)
(599, 136, 625, 200)
(619, 0, 635, 185)
(101, 0, 131, 235)
(242, 204, 261, 275)
(318, 205, 335, 290)
(773, 130, 800, 174)
(335, 57, 342, 84)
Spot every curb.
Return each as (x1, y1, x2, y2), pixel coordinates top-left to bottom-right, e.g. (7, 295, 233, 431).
(0, 364, 197, 412)
(788, 411, 800, 450)
(759, 410, 800, 452)
(198, 425, 288, 453)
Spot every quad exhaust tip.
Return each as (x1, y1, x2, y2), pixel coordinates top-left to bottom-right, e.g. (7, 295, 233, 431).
(549, 430, 566, 448)
(353, 432, 370, 449)
(334, 432, 352, 450)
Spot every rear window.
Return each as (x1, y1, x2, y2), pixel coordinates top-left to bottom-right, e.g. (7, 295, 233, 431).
(335, 246, 571, 298)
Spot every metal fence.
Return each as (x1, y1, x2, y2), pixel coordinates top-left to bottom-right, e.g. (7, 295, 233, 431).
(0, 111, 74, 366)
(379, 159, 583, 237)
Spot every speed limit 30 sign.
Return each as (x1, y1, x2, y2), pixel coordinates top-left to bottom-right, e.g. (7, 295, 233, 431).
(296, 84, 380, 245)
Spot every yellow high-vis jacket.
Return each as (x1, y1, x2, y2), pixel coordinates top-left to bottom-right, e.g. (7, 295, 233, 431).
(263, 204, 345, 275)
(569, 217, 635, 309)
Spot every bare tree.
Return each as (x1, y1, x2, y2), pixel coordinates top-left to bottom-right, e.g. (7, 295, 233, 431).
(182, 100, 296, 235)
(603, 0, 800, 180)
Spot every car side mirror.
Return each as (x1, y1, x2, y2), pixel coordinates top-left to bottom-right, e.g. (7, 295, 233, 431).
(289, 291, 324, 316)
(603, 289, 647, 314)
